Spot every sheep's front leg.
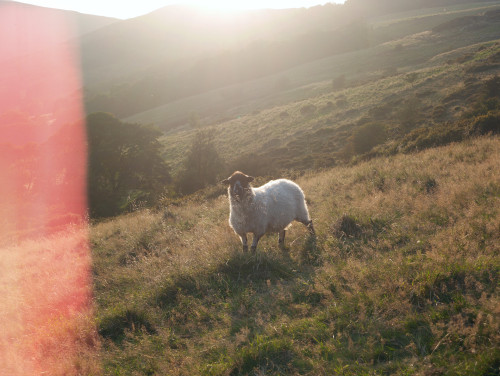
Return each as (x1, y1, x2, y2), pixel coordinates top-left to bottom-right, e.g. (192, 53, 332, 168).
(307, 220, 315, 236)
(250, 234, 262, 253)
(239, 233, 248, 252)
(278, 229, 286, 247)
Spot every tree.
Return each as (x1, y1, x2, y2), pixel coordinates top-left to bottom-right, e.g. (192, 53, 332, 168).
(86, 112, 170, 218)
(176, 129, 224, 195)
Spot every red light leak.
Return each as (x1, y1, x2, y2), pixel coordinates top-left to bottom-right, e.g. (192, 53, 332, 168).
(0, 4, 98, 375)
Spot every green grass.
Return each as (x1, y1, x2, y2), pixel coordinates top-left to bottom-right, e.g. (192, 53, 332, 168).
(92, 136, 499, 375)
(89, 6, 500, 373)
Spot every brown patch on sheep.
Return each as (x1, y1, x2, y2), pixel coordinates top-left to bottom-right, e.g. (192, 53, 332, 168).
(222, 171, 255, 201)
(222, 171, 254, 186)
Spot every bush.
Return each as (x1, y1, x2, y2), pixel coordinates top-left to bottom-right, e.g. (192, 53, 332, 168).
(350, 122, 387, 155)
(399, 123, 464, 153)
(469, 111, 500, 135)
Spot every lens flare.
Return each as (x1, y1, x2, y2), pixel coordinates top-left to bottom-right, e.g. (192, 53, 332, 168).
(0, 3, 98, 375)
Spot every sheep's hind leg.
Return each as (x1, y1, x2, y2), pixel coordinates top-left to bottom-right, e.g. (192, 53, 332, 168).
(250, 234, 262, 253)
(239, 233, 248, 252)
(279, 229, 286, 248)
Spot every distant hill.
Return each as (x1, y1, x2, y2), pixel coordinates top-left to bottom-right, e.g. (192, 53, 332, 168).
(81, 1, 500, 120)
(80, 4, 355, 97)
(0, 1, 117, 51)
(0, 1, 118, 137)
(346, 0, 488, 14)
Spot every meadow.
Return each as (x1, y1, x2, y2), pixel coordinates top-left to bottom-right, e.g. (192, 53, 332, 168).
(88, 3, 500, 374)
(2, 1, 499, 375)
(91, 136, 499, 375)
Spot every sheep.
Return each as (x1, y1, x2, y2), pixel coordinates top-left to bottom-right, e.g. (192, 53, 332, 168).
(222, 171, 315, 252)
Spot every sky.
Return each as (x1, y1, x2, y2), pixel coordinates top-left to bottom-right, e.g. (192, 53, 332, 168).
(15, 0, 346, 19)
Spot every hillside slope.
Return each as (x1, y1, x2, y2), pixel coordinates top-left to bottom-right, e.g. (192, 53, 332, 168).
(85, 1, 500, 119)
(158, 37, 500, 176)
(92, 136, 499, 375)
(122, 1, 500, 129)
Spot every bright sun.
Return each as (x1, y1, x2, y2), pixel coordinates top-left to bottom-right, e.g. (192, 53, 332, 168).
(13, 1, 339, 20)
(184, 1, 324, 12)
(185, 1, 264, 11)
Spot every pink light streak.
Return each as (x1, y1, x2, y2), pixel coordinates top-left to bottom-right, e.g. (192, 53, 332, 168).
(0, 3, 99, 374)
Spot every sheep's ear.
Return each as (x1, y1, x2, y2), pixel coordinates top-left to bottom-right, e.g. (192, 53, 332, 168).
(246, 175, 255, 182)
(221, 179, 230, 185)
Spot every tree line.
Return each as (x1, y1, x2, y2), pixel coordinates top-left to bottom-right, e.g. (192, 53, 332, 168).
(86, 112, 226, 218)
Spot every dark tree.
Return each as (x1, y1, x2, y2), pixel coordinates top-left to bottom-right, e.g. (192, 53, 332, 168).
(86, 112, 170, 218)
(176, 129, 224, 195)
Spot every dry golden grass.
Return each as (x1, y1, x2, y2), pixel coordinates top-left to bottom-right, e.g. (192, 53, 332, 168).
(0, 227, 101, 376)
(92, 136, 499, 375)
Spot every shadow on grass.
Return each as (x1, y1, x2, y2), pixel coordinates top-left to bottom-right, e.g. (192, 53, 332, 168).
(299, 234, 322, 266)
(99, 307, 156, 343)
(151, 249, 300, 312)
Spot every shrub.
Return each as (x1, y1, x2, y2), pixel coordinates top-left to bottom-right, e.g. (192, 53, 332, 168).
(350, 122, 387, 155)
(399, 123, 464, 153)
(468, 111, 500, 135)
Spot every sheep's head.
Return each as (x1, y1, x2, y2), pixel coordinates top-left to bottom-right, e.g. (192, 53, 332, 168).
(222, 171, 254, 201)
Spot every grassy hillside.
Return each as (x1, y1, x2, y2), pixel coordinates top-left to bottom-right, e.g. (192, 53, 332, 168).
(158, 38, 500, 176)
(91, 136, 499, 375)
(88, 2, 500, 121)
(124, 1, 500, 131)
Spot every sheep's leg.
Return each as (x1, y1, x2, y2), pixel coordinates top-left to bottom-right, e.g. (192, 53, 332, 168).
(239, 233, 248, 252)
(250, 234, 262, 253)
(307, 220, 315, 235)
(279, 230, 286, 247)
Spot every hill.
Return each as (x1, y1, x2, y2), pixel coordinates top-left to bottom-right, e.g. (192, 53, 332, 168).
(81, 3, 354, 113)
(0, 1, 117, 52)
(86, 5, 500, 373)
(91, 136, 499, 375)
(114, 2, 500, 177)
(83, 1, 500, 120)
(157, 31, 500, 176)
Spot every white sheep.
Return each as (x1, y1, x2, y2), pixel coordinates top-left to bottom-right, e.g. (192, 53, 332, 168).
(222, 171, 315, 252)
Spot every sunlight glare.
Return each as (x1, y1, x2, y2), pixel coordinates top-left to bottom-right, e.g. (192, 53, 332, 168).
(184, 0, 314, 12)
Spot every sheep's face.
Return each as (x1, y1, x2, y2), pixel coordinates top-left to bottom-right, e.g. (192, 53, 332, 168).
(222, 171, 254, 201)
